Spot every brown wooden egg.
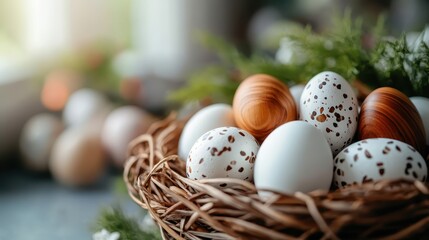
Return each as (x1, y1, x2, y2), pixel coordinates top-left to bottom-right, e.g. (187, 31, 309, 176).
(359, 87, 426, 155)
(233, 74, 297, 142)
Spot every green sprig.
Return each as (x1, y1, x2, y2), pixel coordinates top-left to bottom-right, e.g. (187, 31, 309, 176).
(170, 11, 428, 106)
(94, 207, 161, 240)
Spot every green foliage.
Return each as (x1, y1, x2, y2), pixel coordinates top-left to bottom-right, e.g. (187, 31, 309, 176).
(170, 10, 429, 106)
(94, 207, 161, 240)
(372, 32, 429, 96)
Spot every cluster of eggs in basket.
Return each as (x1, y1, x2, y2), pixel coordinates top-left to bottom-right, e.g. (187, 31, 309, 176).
(178, 71, 429, 197)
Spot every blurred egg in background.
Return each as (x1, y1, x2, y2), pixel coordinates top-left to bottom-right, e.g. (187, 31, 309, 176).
(101, 106, 157, 168)
(50, 124, 106, 187)
(63, 88, 109, 127)
(20, 113, 64, 172)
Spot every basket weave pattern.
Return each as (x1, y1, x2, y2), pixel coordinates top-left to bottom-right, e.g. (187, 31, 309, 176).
(124, 113, 429, 240)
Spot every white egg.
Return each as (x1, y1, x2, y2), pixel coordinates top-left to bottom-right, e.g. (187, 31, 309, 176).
(289, 84, 305, 115)
(334, 138, 427, 188)
(20, 113, 64, 172)
(187, 127, 259, 187)
(300, 71, 358, 155)
(63, 88, 109, 127)
(50, 124, 106, 187)
(101, 106, 156, 168)
(178, 104, 236, 161)
(410, 96, 429, 145)
(254, 121, 333, 198)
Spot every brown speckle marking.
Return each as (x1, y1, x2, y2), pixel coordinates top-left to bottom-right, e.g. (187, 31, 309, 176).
(326, 128, 332, 133)
(329, 107, 335, 113)
(387, 141, 394, 144)
(364, 150, 372, 159)
(239, 131, 245, 137)
(343, 94, 348, 98)
(316, 114, 327, 122)
(320, 107, 324, 113)
(230, 160, 237, 165)
(226, 165, 232, 171)
(199, 158, 204, 164)
(354, 154, 358, 162)
(220, 183, 227, 187)
(210, 147, 218, 156)
(336, 84, 342, 90)
(238, 167, 244, 172)
(408, 146, 416, 152)
(240, 151, 246, 156)
(217, 147, 231, 156)
(188, 166, 192, 173)
(418, 162, 422, 168)
(208, 136, 213, 140)
(412, 171, 418, 179)
(379, 169, 385, 176)
(405, 163, 412, 175)
(228, 135, 235, 143)
(407, 156, 413, 161)
(336, 132, 340, 137)
(311, 111, 317, 120)
(202, 174, 207, 178)
(396, 145, 401, 152)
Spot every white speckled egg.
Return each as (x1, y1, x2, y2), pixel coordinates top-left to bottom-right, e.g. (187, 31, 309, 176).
(254, 121, 333, 198)
(300, 71, 358, 155)
(179, 104, 236, 161)
(410, 96, 429, 145)
(334, 138, 427, 188)
(187, 127, 259, 187)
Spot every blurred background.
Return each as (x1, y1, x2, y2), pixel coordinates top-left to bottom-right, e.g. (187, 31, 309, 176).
(0, 0, 428, 239)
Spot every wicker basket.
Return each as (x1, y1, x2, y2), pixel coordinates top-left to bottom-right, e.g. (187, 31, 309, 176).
(124, 113, 429, 240)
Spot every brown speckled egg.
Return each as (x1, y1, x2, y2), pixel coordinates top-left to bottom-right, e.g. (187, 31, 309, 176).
(233, 74, 296, 142)
(300, 71, 359, 155)
(187, 127, 259, 188)
(334, 138, 427, 188)
(359, 87, 426, 156)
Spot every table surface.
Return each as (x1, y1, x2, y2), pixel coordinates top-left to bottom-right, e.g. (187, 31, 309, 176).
(0, 169, 143, 240)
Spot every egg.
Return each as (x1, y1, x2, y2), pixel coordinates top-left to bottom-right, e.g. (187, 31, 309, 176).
(289, 84, 305, 116)
(410, 96, 429, 146)
(50, 124, 106, 187)
(300, 71, 358, 155)
(254, 121, 333, 197)
(102, 106, 156, 167)
(334, 138, 427, 188)
(178, 104, 236, 161)
(20, 113, 64, 172)
(359, 87, 426, 155)
(63, 88, 109, 127)
(187, 127, 259, 187)
(233, 74, 296, 142)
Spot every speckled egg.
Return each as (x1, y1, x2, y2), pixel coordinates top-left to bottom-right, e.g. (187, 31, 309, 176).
(300, 71, 358, 155)
(187, 127, 259, 187)
(334, 138, 427, 188)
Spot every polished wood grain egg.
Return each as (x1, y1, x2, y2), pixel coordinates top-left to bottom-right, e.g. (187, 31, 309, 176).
(359, 87, 426, 155)
(233, 74, 297, 142)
